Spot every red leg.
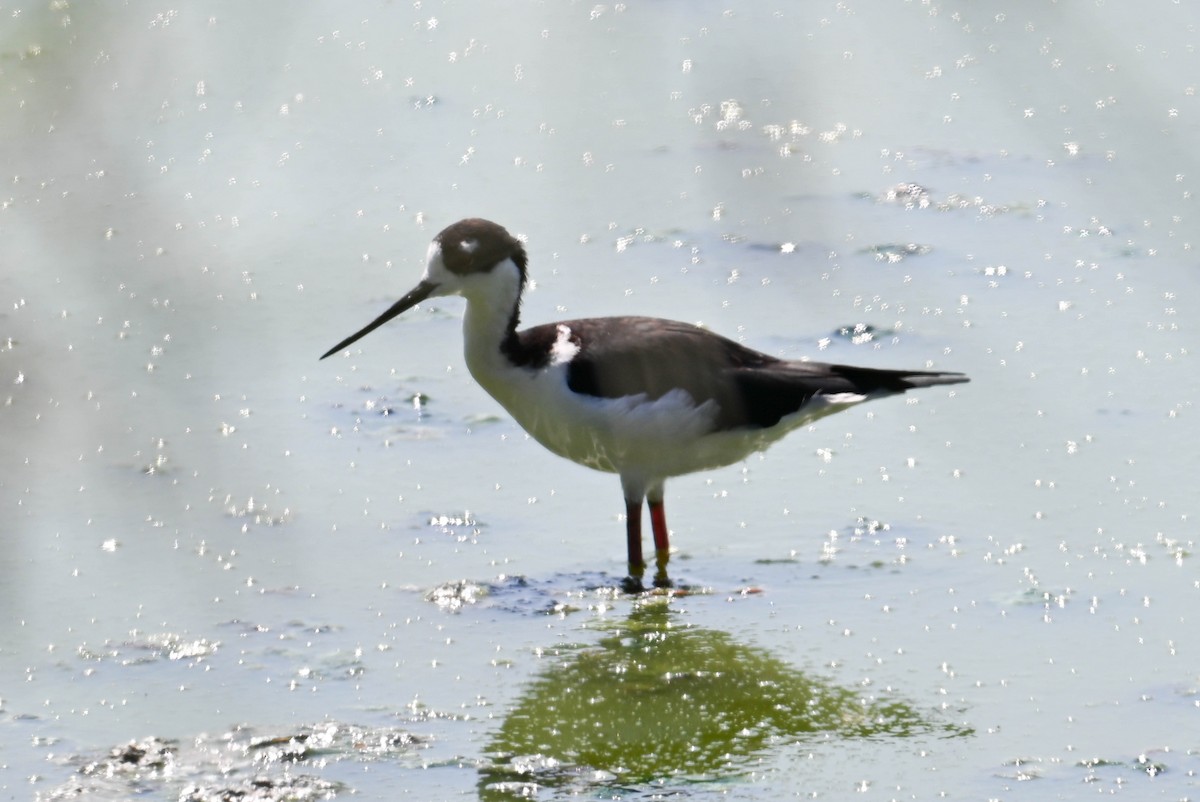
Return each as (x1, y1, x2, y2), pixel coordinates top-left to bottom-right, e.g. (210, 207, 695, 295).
(649, 499, 672, 588)
(649, 500, 669, 554)
(624, 499, 646, 590)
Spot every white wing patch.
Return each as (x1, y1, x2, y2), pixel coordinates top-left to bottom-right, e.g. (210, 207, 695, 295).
(550, 324, 580, 365)
(820, 392, 868, 406)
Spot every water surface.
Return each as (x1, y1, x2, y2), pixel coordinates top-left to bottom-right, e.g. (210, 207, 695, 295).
(2, 2, 1197, 799)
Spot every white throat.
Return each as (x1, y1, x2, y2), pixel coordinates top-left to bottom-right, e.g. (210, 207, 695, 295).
(458, 257, 525, 383)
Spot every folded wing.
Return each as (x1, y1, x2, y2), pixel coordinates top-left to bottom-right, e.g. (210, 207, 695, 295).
(517, 316, 968, 431)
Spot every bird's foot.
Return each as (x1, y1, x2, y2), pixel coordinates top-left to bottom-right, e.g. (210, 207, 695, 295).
(652, 548, 673, 589)
(618, 574, 676, 594)
(621, 556, 674, 594)
(620, 575, 647, 594)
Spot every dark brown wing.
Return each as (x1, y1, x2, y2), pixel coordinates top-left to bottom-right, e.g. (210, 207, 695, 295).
(517, 316, 968, 431)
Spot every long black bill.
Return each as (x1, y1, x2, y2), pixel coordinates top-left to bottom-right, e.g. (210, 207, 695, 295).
(319, 280, 438, 360)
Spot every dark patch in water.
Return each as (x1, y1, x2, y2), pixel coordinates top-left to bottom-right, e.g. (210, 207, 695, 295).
(831, 322, 896, 344)
(860, 242, 933, 262)
(861, 181, 1028, 216)
(44, 724, 424, 800)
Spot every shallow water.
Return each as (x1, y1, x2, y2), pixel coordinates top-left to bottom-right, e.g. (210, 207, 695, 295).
(2, 1, 1198, 799)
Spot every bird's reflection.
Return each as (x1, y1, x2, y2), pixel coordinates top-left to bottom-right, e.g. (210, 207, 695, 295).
(479, 599, 969, 797)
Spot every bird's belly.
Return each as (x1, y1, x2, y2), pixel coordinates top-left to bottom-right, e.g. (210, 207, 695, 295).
(474, 364, 837, 479)
(510, 388, 712, 474)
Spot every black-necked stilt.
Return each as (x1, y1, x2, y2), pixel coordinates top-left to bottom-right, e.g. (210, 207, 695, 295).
(322, 218, 969, 591)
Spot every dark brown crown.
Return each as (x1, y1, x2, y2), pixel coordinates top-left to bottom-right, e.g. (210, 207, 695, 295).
(434, 218, 528, 282)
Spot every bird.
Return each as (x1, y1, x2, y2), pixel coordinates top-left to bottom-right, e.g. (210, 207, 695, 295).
(321, 218, 969, 591)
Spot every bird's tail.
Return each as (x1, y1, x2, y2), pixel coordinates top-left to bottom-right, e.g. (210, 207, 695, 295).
(893, 370, 970, 389)
(823, 364, 969, 393)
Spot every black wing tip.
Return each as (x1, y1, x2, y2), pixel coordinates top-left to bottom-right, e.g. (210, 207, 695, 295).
(821, 364, 970, 394)
(903, 371, 970, 388)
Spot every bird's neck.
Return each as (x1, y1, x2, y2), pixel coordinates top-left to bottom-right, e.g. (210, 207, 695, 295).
(460, 259, 525, 383)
